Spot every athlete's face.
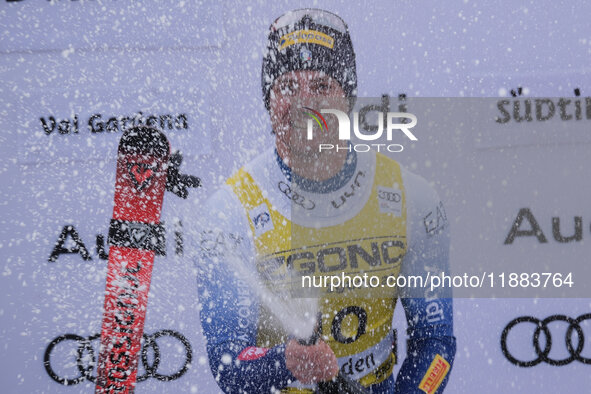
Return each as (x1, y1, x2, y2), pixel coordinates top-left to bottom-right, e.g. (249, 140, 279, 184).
(269, 70, 348, 161)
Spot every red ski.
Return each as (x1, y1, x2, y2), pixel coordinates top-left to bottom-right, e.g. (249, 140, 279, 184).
(95, 126, 169, 393)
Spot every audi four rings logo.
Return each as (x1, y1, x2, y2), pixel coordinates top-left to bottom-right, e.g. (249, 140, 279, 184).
(43, 330, 192, 386)
(501, 314, 591, 367)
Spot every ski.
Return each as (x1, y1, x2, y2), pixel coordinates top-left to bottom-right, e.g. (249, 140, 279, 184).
(95, 126, 170, 393)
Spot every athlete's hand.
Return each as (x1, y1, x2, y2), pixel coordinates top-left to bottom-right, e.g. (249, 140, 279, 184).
(285, 339, 339, 384)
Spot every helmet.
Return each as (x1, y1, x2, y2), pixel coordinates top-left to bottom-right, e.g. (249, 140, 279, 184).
(261, 9, 357, 111)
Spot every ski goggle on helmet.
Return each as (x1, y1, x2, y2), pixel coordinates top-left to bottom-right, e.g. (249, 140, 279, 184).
(261, 9, 357, 111)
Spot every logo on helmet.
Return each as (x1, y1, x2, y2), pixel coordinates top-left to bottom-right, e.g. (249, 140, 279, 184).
(300, 48, 313, 63)
(279, 30, 335, 50)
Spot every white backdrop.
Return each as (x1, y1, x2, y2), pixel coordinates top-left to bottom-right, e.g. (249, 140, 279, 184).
(1, 1, 590, 393)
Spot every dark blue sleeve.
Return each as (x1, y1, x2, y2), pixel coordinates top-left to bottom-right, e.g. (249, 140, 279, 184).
(395, 297, 456, 394)
(197, 240, 296, 393)
(395, 179, 456, 393)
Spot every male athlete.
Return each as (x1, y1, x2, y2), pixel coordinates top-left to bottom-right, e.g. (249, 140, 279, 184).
(194, 9, 456, 393)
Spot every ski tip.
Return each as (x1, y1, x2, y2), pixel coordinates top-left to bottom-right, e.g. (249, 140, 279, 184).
(119, 126, 170, 158)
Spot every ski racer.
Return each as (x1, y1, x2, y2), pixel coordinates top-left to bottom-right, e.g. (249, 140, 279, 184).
(193, 9, 456, 393)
